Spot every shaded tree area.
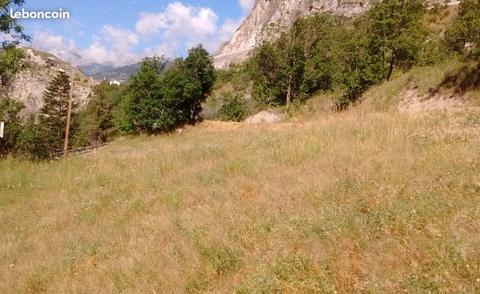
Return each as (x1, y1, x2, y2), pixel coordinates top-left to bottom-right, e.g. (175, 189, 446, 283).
(249, 15, 341, 106)
(2, 44, 215, 159)
(440, 0, 480, 94)
(445, 0, 480, 59)
(1, 0, 29, 90)
(74, 82, 121, 147)
(0, 98, 24, 155)
(0, 0, 29, 157)
(248, 0, 429, 108)
(1, 71, 75, 159)
(116, 45, 215, 134)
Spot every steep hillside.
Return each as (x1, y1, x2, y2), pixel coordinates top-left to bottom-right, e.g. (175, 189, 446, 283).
(214, 0, 461, 69)
(7, 48, 97, 115)
(214, 0, 371, 69)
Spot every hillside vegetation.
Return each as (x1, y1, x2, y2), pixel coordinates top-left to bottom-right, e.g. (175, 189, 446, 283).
(1, 88, 480, 292)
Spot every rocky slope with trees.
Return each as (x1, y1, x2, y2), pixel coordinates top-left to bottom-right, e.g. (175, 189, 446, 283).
(214, 0, 461, 69)
(215, 0, 372, 69)
(7, 48, 96, 115)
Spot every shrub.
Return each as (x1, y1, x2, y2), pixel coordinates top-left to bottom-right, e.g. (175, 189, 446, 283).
(445, 0, 480, 59)
(218, 94, 248, 122)
(74, 82, 120, 147)
(0, 98, 24, 156)
(14, 115, 49, 160)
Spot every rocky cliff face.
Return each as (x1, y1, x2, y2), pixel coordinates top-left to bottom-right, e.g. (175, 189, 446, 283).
(7, 48, 97, 115)
(214, 0, 371, 69)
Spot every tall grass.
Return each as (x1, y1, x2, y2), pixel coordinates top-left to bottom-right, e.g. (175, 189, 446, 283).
(1, 108, 479, 292)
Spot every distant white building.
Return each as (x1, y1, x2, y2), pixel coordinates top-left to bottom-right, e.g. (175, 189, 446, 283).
(109, 80, 122, 86)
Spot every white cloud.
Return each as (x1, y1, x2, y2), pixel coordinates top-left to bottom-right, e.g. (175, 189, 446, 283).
(219, 18, 241, 41)
(102, 25, 139, 50)
(135, 1, 219, 54)
(0, 32, 14, 43)
(136, 2, 217, 37)
(30, 1, 251, 66)
(32, 28, 140, 66)
(238, 0, 255, 14)
(32, 31, 77, 62)
(136, 2, 246, 56)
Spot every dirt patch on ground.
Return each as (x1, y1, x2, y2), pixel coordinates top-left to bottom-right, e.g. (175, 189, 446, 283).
(245, 111, 283, 124)
(398, 89, 466, 114)
(197, 120, 243, 131)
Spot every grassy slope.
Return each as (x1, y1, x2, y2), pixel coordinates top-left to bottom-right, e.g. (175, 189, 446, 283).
(1, 97, 480, 292)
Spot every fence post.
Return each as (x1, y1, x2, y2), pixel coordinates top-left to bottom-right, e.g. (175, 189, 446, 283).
(63, 74, 74, 158)
(0, 121, 4, 138)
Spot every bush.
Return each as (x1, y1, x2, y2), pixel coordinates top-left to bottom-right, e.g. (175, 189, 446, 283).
(218, 94, 248, 122)
(0, 98, 24, 156)
(445, 0, 480, 59)
(14, 116, 49, 160)
(74, 82, 120, 147)
(0, 47, 25, 89)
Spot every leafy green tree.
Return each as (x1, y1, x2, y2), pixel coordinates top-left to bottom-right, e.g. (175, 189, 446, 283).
(38, 70, 74, 156)
(160, 59, 202, 127)
(299, 15, 344, 95)
(249, 15, 345, 106)
(445, 0, 480, 59)
(185, 46, 215, 99)
(0, 97, 24, 155)
(335, 0, 427, 107)
(250, 33, 305, 106)
(14, 115, 49, 160)
(182, 45, 215, 121)
(1, 0, 29, 93)
(0, 47, 25, 91)
(282, 36, 305, 106)
(249, 42, 285, 105)
(218, 93, 248, 122)
(0, 0, 29, 49)
(366, 0, 427, 80)
(74, 82, 120, 147)
(337, 31, 381, 108)
(119, 46, 215, 134)
(118, 56, 167, 133)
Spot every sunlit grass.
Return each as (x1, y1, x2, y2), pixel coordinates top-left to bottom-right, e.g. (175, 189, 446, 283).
(1, 106, 479, 292)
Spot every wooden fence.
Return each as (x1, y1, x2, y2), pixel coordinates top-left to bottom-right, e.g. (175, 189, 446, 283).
(52, 143, 109, 159)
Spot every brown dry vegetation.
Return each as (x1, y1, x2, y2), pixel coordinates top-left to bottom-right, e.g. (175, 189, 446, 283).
(1, 102, 480, 292)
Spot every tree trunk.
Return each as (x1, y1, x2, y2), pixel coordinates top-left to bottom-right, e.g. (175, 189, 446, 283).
(386, 60, 395, 81)
(286, 73, 293, 106)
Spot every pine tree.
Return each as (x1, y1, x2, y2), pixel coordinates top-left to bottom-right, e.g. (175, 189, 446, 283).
(74, 82, 119, 147)
(38, 70, 74, 155)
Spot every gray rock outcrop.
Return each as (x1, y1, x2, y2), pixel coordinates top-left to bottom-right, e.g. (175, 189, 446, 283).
(6, 48, 97, 116)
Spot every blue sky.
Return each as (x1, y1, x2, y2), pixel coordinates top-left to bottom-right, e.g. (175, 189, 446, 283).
(16, 0, 254, 66)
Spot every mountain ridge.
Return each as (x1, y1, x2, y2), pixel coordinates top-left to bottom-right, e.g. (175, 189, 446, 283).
(79, 63, 141, 82)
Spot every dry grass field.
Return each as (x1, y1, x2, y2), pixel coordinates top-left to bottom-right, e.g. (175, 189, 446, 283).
(1, 105, 480, 292)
